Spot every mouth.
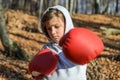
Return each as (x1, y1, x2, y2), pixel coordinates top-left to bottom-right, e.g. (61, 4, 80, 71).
(52, 36, 59, 41)
(52, 35, 58, 39)
(54, 37, 58, 40)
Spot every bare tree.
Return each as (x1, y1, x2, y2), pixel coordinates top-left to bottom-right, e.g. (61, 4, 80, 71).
(69, 0, 74, 14)
(98, 0, 109, 14)
(54, 0, 59, 5)
(115, 0, 119, 14)
(65, 0, 69, 10)
(0, 0, 29, 60)
(93, 0, 99, 14)
(24, 0, 31, 13)
(72, 0, 77, 14)
(18, 0, 25, 10)
(38, 0, 43, 19)
(107, 0, 115, 15)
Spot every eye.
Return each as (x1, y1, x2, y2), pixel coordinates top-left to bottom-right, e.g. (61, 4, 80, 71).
(46, 27, 52, 31)
(55, 25, 60, 29)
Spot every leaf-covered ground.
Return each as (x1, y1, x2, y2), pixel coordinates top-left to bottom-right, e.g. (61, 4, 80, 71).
(0, 10, 120, 80)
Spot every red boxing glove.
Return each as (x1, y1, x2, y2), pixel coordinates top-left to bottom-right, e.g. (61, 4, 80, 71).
(29, 49, 58, 80)
(59, 28, 104, 65)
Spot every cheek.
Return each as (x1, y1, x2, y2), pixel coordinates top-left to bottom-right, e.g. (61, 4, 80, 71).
(58, 28, 64, 37)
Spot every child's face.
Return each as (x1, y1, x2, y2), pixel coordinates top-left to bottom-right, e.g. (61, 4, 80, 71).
(46, 16, 65, 43)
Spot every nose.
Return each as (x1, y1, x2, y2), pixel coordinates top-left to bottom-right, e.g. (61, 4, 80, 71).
(51, 27, 56, 35)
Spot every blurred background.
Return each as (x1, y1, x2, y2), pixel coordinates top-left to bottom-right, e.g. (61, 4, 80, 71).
(1, 0, 120, 17)
(0, 0, 120, 80)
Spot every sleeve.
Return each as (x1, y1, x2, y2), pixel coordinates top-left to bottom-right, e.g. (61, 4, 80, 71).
(40, 44, 49, 50)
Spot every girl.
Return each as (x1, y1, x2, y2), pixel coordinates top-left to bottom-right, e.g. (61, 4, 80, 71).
(31, 5, 87, 80)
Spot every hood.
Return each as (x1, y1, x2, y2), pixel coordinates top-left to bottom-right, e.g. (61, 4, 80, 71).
(41, 5, 74, 40)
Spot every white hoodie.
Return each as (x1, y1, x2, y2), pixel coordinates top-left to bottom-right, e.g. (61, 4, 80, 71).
(41, 5, 87, 80)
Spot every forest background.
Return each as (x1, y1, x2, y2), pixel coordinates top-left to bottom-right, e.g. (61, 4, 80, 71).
(0, 0, 120, 80)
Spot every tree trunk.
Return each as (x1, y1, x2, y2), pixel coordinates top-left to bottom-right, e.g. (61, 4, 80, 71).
(18, 0, 25, 10)
(73, 0, 77, 14)
(43, 0, 49, 10)
(115, 0, 119, 13)
(54, 0, 59, 5)
(94, 0, 99, 14)
(69, 0, 74, 14)
(24, 0, 31, 13)
(38, 0, 43, 19)
(11, 0, 18, 9)
(65, 0, 69, 10)
(0, 0, 29, 61)
(99, 0, 109, 14)
(30, 0, 38, 15)
(86, 0, 94, 14)
(107, 0, 115, 15)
